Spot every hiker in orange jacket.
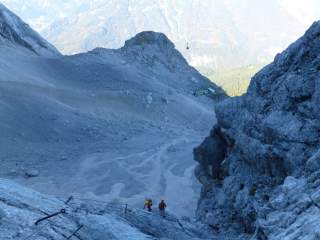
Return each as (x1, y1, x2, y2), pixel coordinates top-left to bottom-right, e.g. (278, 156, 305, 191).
(144, 199, 153, 212)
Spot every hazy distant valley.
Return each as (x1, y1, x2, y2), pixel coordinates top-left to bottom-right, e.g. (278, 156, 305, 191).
(3, 0, 320, 95)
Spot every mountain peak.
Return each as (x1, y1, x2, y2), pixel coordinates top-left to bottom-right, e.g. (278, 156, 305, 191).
(0, 3, 60, 57)
(123, 31, 175, 49)
(120, 31, 190, 72)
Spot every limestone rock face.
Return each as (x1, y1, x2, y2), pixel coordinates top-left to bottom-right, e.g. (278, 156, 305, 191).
(194, 21, 320, 239)
(0, 179, 213, 240)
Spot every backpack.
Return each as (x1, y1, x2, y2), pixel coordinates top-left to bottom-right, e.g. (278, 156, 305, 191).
(159, 202, 166, 210)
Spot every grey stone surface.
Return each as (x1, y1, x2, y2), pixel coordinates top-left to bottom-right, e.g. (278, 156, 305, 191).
(194, 21, 320, 239)
(0, 178, 214, 240)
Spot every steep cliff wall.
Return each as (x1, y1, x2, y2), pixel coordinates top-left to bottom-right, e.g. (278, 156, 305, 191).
(194, 21, 320, 239)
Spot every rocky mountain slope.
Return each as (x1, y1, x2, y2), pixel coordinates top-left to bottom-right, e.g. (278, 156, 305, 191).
(0, 178, 215, 240)
(0, 3, 225, 219)
(194, 21, 320, 239)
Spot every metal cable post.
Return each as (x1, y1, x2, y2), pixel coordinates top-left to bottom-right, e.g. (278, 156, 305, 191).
(35, 208, 66, 225)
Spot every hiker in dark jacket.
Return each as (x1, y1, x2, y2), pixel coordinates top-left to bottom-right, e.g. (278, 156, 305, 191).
(158, 200, 167, 217)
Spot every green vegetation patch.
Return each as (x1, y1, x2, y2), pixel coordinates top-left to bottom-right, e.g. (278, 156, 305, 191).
(204, 64, 265, 96)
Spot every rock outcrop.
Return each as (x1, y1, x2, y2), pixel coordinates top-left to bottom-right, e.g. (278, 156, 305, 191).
(120, 31, 188, 71)
(194, 21, 320, 239)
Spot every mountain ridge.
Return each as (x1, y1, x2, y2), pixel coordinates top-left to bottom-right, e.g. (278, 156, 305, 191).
(0, 2, 60, 56)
